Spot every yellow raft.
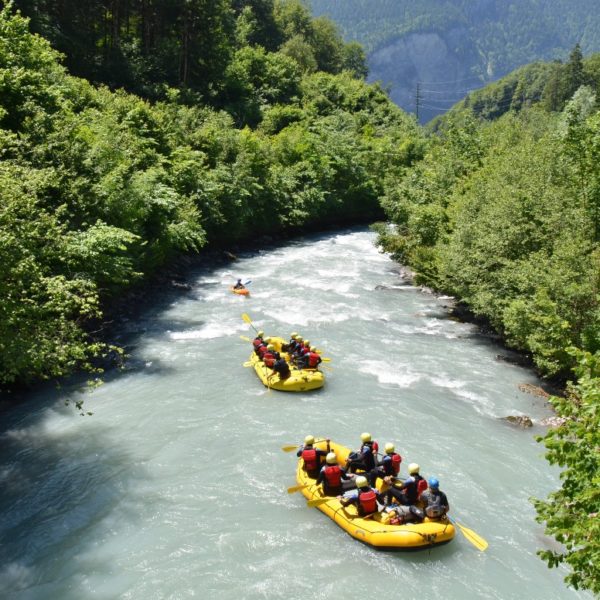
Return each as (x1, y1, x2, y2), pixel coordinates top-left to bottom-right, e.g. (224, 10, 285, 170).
(296, 440, 455, 550)
(249, 336, 324, 392)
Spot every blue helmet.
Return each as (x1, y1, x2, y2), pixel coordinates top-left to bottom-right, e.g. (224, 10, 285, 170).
(428, 477, 439, 489)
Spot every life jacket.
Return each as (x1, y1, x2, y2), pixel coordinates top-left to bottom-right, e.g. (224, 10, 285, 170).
(382, 453, 402, 476)
(391, 453, 401, 475)
(252, 338, 263, 349)
(424, 491, 445, 518)
(302, 448, 318, 471)
(358, 489, 378, 515)
(324, 465, 342, 488)
(307, 352, 321, 368)
(257, 344, 268, 358)
(263, 352, 276, 367)
(416, 476, 427, 497)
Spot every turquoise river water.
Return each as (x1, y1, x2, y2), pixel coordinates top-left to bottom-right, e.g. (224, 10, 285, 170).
(0, 228, 590, 599)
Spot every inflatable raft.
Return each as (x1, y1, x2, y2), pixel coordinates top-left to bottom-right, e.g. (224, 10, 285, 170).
(296, 440, 455, 550)
(230, 286, 250, 296)
(249, 336, 324, 392)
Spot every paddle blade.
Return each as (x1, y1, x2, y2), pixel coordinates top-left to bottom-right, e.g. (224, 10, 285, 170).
(240, 335, 251, 342)
(242, 313, 252, 324)
(242, 362, 253, 367)
(454, 519, 488, 551)
(281, 445, 299, 452)
(287, 484, 309, 494)
(307, 498, 330, 508)
(321, 358, 331, 362)
(244, 280, 252, 285)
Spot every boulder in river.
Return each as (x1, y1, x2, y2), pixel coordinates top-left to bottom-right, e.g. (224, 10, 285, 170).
(502, 415, 534, 428)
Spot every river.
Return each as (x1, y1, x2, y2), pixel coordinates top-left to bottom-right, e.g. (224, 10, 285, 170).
(0, 228, 589, 599)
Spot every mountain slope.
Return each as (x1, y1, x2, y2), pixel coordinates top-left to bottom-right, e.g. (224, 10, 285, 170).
(310, 0, 600, 121)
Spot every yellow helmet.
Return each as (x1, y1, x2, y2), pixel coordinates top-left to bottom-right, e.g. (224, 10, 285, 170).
(408, 463, 420, 475)
(385, 443, 395, 454)
(304, 340, 310, 346)
(257, 330, 264, 337)
(267, 344, 274, 351)
(291, 332, 298, 339)
(355, 476, 369, 488)
(326, 452, 337, 465)
(264, 337, 271, 343)
(296, 336, 303, 342)
(361, 432, 372, 443)
(310, 346, 317, 352)
(304, 435, 315, 445)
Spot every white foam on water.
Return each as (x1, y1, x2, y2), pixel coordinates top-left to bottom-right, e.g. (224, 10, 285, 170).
(169, 322, 242, 340)
(357, 360, 422, 387)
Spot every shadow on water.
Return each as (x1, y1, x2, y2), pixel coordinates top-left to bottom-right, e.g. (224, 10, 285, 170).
(0, 395, 150, 598)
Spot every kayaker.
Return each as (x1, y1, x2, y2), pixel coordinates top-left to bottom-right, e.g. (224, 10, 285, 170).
(338, 475, 383, 516)
(420, 477, 450, 518)
(316, 452, 355, 496)
(297, 435, 329, 478)
(271, 356, 291, 379)
(233, 279, 245, 290)
(368, 442, 402, 486)
(381, 463, 426, 506)
(345, 432, 379, 474)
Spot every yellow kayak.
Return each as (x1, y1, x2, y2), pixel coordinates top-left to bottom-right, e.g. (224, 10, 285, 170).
(249, 336, 324, 392)
(296, 440, 455, 550)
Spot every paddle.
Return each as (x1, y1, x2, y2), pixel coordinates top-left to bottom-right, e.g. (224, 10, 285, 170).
(242, 361, 253, 367)
(244, 280, 252, 285)
(240, 335, 251, 342)
(449, 517, 488, 551)
(287, 484, 310, 494)
(281, 438, 329, 452)
(242, 312, 259, 334)
(307, 497, 331, 508)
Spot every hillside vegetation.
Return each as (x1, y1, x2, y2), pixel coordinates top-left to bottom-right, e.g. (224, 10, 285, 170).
(0, 2, 421, 386)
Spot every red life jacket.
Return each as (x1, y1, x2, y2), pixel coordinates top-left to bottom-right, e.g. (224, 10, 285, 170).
(307, 352, 321, 368)
(417, 477, 428, 497)
(391, 453, 401, 475)
(358, 489, 378, 514)
(372, 441, 379, 453)
(252, 338, 263, 349)
(302, 448, 318, 471)
(263, 352, 275, 367)
(324, 465, 342, 487)
(257, 345, 268, 358)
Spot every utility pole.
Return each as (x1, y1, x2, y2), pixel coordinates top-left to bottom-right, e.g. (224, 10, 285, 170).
(415, 82, 421, 121)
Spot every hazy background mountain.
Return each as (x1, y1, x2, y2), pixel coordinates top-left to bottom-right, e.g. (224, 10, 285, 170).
(310, 0, 600, 122)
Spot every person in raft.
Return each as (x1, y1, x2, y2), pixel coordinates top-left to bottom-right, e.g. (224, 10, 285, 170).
(420, 477, 450, 518)
(298, 346, 322, 370)
(316, 452, 355, 496)
(233, 279, 245, 290)
(338, 475, 383, 517)
(345, 432, 379, 474)
(381, 462, 427, 506)
(368, 442, 402, 486)
(282, 332, 299, 353)
(271, 355, 291, 379)
(297, 436, 329, 478)
(252, 331, 265, 353)
(262, 344, 279, 368)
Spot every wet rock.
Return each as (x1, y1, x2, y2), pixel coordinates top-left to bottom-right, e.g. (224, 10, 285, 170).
(503, 415, 534, 428)
(171, 280, 192, 291)
(539, 416, 567, 428)
(518, 383, 550, 398)
(224, 251, 237, 260)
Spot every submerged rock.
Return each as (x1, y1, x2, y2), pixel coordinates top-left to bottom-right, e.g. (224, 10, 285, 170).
(503, 415, 534, 428)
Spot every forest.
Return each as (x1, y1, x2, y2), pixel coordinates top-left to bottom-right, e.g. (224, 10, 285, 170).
(0, 0, 598, 593)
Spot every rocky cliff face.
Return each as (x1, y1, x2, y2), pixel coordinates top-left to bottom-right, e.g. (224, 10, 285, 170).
(368, 30, 485, 123)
